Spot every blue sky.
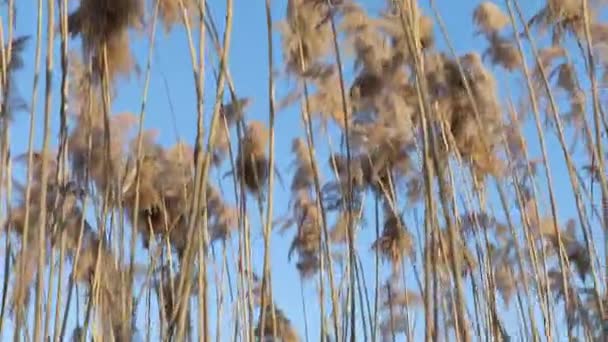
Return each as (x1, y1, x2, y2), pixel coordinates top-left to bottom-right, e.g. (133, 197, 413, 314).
(3, 0, 603, 340)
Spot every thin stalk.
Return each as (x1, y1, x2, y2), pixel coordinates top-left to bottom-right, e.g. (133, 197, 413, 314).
(15, 0, 43, 335)
(293, 20, 342, 342)
(580, 0, 608, 299)
(509, 3, 598, 339)
(399, 1, 470, 339)
(325, 2, 357, 339)
(300, 277, 310, 342)
(174, 0, 231, 339)
(258, 0, 279, 340)
(32, 0, 55, 339)
(373, 197, 380, 342)
(195, 1, 210, 340)
(0, 155, 12, 336)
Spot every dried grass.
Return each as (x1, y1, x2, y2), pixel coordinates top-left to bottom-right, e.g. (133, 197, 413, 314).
(68, 0, 143, 79)
(1, 36, 29, 121)
(372, 207, 414, 271)
(158, 0, 197, 32)
(255, 305, 300, 342)
(473, 2, 510, 35)
(236, 120, 269, 194)
(4, 0, 608, 340)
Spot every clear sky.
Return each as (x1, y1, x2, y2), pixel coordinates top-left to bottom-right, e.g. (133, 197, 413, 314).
(2, 0, 598, 341)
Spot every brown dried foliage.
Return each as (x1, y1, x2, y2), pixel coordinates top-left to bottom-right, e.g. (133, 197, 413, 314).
(1, 35, 29, 121)
(236, 120, 269, 194)
(426, 52, 506, 180)
(255, 305, 300, 342)
(372, 206, 414, 271)
(4, 150, 132, 339)
(121, 139, 196, 255)
(157, 0, 197, 32)
(68, 0, 143, 79)
(6, 0, 608, 339)
(473, 2, 510, 35)
(286, 191, 321, 278)
(279, 0, 333, 76)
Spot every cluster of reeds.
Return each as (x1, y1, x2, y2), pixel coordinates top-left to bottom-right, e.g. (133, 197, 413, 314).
(3, 0, 608, 340)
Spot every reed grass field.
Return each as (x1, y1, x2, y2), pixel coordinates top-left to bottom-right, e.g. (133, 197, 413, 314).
(2, 0, 608, 340)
